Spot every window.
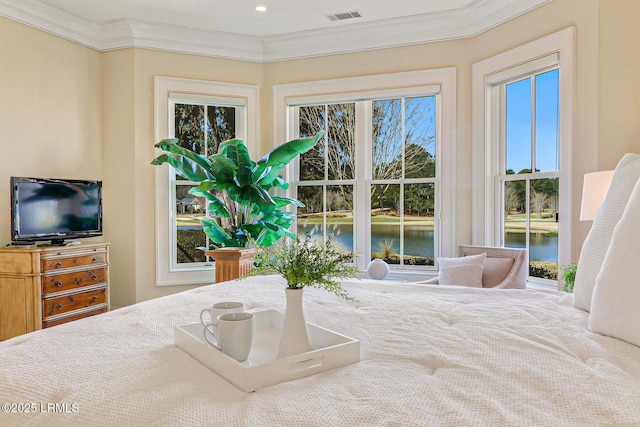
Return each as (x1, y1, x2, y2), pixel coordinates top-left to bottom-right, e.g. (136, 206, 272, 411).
(154, 77, 258, 286)
(171, 102, 240, 265)
(275, 69, 456, 273)
(370, 97, 437, 266)
(501, 69, 560, 280)
(472, 28, 574, 287)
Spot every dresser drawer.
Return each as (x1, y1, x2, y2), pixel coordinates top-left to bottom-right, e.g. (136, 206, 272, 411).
(43, 287, 107, 318)
(42, 307, 108, 329)
(42, 268, 107, 295)
(41, 252, 106, 272)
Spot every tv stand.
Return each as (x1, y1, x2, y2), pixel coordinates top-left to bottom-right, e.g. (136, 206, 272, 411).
(7, 241, 38, 247)
(0, 242, 110, 340)
(42, 240, 81, 247)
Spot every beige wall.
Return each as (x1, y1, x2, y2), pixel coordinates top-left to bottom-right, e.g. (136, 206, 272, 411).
(2, 0, 639, 304)
(0, 17, 103, 243)
(102, 49, 137, 307)
(598, 0, 640, 169)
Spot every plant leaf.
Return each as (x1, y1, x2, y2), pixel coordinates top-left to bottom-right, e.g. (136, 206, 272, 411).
(200, 218, 232, 245)
(152, 139, 213, 181)
(271, 196, 305, 208)
(239, 184, 275, 206)
(271, 175, 289, 190)
(218, 139, 254, 187)
(255, 132, 323, 188)
(151, 153, 212, 182)
(208, 154, 237, 184)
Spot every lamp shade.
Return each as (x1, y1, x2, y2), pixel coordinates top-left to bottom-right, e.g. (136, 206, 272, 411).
(580, 170, 614, 221)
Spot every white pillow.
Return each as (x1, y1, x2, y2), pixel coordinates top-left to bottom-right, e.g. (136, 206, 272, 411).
(589, 176, 640, 347)
(573, 153, 640, 312)
(437, 253, 486, 287)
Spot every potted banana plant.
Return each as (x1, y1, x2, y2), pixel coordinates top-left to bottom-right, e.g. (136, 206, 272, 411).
(152, 131, 323, 282)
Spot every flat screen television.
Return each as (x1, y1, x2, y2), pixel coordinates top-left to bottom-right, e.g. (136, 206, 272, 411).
(10, 177, 103, 245)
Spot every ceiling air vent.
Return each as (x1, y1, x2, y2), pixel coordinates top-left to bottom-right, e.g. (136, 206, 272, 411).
(327, 10, 362, 22)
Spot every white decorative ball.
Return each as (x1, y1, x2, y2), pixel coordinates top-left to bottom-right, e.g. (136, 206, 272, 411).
(367, 258, 390, 280)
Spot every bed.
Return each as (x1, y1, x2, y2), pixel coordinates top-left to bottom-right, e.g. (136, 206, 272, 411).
(3, 152, 640, 426)
(1, 275, 640, 426)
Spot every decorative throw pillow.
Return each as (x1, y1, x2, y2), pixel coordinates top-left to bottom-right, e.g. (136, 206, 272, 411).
(589, 176, 640, 347)
(573, 153, 640, 312)
(437, 253, 486, 287)
(482, 257, 515, 288)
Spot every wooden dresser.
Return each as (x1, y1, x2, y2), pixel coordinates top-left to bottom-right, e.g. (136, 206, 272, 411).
(0, 242, 109, 340)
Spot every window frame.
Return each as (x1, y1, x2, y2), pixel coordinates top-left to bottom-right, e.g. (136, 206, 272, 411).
(471, 28, 575, 287)
(273, 69, 457, 273)
(154, 76, 259, 286)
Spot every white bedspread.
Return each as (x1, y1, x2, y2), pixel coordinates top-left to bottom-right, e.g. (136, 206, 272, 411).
(1, 277, 640, 426)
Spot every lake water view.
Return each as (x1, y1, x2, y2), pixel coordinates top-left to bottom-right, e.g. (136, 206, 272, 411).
(299, 223, 558, 262)
(180, 220, 558, 262)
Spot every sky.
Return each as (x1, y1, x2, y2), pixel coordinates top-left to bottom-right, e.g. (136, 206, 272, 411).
(505, 69, 559, 173)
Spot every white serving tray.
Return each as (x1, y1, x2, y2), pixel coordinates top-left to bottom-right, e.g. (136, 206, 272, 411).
(174, 309, 360, 392)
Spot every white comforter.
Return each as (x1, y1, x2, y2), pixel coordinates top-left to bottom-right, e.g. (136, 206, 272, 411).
(1, 277, 640, 426)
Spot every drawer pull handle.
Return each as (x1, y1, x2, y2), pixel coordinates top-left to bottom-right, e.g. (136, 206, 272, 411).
(92, 275, 98, 281)
(92, 257, 98, 263)
(56, 304, 63, 310)
(55, 281, 63, 287)
(92, 296, 99, 302)
(55, 262, 62, 268)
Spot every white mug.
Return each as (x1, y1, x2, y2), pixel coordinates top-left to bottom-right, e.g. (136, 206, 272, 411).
(200, 301, 244, 327)
(203, 312, 254, 362)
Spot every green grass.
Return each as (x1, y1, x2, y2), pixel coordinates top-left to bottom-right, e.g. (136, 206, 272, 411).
(299, 215, 432, 225)
(299, 217, 353, 224)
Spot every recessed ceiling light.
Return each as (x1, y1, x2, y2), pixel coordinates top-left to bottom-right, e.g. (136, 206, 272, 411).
(255, 5, 267, 12)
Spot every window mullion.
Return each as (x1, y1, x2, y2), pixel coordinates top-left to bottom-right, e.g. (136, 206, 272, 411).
(400, 99, 406, 266)
(525, 178, 531, 259)
(495, 86, 507, 246)
(323, 106, 329, 243)
(531, 77, 537, 172)
(203, 105, 211, 257)
(357, 101, 370, 268)
(399, 182, 405, 266)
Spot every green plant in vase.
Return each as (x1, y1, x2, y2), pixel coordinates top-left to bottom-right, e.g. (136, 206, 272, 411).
(151, 132, 324, 249)
(247, 234, 359, 300)
(244, 234, 360, 358)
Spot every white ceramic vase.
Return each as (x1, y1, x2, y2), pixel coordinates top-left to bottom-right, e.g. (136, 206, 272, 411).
(278, 287, 312, 358)
(367, 258, 390, 280)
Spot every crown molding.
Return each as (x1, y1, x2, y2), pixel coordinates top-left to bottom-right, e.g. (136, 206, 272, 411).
(0, 0, 551, 62)
(0, 0, 101, 47)
(99, 20, 264, 62)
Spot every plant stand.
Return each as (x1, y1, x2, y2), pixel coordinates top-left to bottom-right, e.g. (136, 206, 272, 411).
(206, 248, 256, 283)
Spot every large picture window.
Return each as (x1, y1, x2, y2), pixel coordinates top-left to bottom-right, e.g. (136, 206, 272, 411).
(276, 70, 456, 273)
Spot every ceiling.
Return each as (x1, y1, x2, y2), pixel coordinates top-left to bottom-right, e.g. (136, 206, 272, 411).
(0, 0, 551, 62)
